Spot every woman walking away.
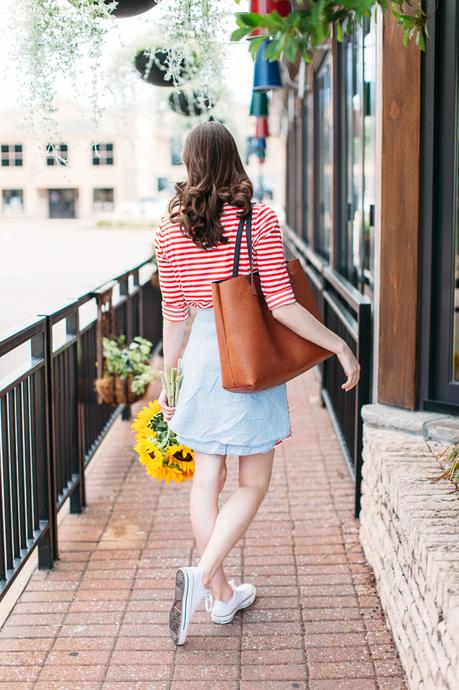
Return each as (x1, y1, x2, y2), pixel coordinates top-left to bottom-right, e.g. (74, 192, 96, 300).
(153, 120, 360, 646)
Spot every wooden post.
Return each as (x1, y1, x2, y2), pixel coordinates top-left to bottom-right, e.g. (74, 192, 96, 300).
(377, 13, 421, 409)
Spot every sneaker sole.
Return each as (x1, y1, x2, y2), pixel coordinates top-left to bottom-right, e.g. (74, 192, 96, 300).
(211, 589, 256, 624)
(169, 568, 194, 645)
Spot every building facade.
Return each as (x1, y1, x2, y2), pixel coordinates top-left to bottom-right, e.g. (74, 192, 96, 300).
(0, 97, 287, 221)
(282, 4, 458, 689)
(0, 103, 140, 219)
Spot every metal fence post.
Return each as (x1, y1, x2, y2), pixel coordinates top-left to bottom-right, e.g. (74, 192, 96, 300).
(31, 324, 58, 567)
(67, 309, 85, 514)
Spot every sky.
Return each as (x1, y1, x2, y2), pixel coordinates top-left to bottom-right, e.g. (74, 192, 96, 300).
(0, 0, 254, 114)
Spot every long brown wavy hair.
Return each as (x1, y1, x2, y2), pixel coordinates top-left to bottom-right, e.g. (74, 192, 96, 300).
(168, 120, 253, 249)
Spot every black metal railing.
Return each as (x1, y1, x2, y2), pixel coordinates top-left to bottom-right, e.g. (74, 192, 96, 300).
(0, 259, 161, 597)
(284, 227, 372, 516)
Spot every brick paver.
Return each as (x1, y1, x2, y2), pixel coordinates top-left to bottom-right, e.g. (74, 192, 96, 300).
(0, 371, 407, 689)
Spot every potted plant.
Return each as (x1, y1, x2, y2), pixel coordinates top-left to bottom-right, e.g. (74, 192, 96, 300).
(95, 334, 158, 405)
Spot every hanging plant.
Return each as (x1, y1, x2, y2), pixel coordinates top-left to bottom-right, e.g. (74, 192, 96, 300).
(232, 1, 430, 64)
(134, 47, 196, 87)
(151, 0, 230, 111)
(110, 2, 231, 114)
(12, 0, 118, 139)
(168, 90, 215, 117)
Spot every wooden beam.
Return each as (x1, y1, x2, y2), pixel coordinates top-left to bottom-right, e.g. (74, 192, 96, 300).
(377, 13, 421, 409)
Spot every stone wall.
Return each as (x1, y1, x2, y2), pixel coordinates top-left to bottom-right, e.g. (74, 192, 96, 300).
(359, 404, 459, 690)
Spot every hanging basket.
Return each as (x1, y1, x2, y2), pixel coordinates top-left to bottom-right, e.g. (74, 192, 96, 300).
(134, 49, 189, 87)
(95, 374, 144, 405)
(108, 0, 158, 18)
(69, 0, 158, 18)
(168, 90, 214, 117)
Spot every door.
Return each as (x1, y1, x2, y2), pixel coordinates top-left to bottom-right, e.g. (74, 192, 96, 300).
(48, 189, 77, 218)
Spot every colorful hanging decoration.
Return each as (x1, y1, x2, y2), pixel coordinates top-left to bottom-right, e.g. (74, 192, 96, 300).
(255, 116, 269, 138)
(253, 39, 283, 92)
(249, 91, 269, 117)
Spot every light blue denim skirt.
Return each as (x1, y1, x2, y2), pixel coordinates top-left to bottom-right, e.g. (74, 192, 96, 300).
(168, 307, 292, 456)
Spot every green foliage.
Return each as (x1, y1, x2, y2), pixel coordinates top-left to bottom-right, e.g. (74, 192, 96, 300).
(232, 1, 429, 63)
(433, 443, 459, 493)
(102, 334, 157, 394)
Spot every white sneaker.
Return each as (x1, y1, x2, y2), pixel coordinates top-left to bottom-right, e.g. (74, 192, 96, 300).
(211, 579, 257, 624)
(169, 565, 214, 645)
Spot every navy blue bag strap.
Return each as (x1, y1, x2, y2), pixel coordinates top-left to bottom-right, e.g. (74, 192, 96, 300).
(232, 205, 254, 282)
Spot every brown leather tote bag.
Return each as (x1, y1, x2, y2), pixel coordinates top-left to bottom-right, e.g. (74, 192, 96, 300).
(211, 207, 334, 392)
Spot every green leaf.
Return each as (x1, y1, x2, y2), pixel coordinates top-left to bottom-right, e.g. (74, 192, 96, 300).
(231, 27, 251, 42)
(249, 35, 267, 59)
(264, 38, 282, 61)
(285, 37, 299, 63)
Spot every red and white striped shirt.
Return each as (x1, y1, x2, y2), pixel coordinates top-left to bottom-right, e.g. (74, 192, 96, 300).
(153, 202, 296, 321)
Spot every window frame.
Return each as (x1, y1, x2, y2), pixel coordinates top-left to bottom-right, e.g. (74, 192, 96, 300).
(313, 51, 334, 262)
(419, 0, 459, 412)
(92, 143, 114, 166)
(46, 143, 69, 167)
(2, 189, 24, 211)
(1, 144, 23, 167)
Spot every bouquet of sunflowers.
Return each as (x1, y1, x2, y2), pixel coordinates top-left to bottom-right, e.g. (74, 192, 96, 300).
(131, 363, 194, 483)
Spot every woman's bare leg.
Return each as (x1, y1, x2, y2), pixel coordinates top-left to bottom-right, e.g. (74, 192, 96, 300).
(197, 448, 275, 588)
(189, 451, 233, 601)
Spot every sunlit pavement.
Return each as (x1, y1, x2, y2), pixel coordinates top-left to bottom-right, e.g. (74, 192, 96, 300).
(0, 219, 155, 332)
(0, 370, 407, 689)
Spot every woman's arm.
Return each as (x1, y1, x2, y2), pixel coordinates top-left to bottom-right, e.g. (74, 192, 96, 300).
(153, 220, 189, 420)
(253, 206, 360, 392)
(271, 301, 360, 392)
(158, 317, 188, 421)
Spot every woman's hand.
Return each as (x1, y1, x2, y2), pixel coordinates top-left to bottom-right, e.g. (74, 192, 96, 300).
(158, 387, 176, 422)
(336, 341, 361, 392)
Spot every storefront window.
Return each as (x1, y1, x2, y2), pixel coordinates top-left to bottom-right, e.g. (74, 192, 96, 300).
(302, 91, 313, 244)
(362, 18, 376, 294)
(422, 0, 459, 409)
(2, 189, 24, 215)
(338, 18, 376, 295)
(315, 54, 333, 260)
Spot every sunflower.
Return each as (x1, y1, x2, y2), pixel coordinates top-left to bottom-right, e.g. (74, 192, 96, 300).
(132, 398, 195, 483)
(166, 444, 195, 481)
(130, 400, 162, 438)
(134, 436, 163, 469)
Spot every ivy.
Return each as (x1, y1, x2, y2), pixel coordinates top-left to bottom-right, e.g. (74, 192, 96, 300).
(232, 1, 429, 63)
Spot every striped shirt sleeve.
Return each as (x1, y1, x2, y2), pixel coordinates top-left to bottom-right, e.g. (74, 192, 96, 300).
(153, 221, 189, 321)
(253, 206, 296, 310)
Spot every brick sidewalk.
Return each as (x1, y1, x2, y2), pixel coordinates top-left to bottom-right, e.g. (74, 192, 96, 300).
(0, 371, 407, 690)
